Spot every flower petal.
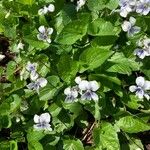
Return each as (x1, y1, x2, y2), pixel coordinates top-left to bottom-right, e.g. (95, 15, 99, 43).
(75, 76, 82, 84)
(27, 82, 35, 90)
(34, 114, 40, 123)
(72, 90, 78, 98)
(37, 78, 47, 87)
(89, 81, 99, 91)
(47, 28, 53, 35)
(136, 76, 145, 87)
(91, 92, 99, 101)
(39, 113, 50, 123)
(129, 85, 137, 92)
(47, 4, 55, 12)
(30, 72, 39, 81)
(122, 21, 131, 32)
(129, 17, 136, 26)
(79, 80, 89, 90)
(144, 93, 150, 100)
(46, 38, 52, 43)
(143, 80, 150, 90)
(81, 92, 91, 100)
(38, 26, 46, 33)
(64, 87, 71, 95)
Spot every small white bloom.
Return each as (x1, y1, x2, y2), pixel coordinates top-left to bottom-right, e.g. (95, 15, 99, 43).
(134, 37, 150, 59)
(75, 76, 82, 84)
(0, 54, 5, 61)
(37, 26, 53, 43)
(79, 80, 100, 101)
(136, 0, 150, 15)
(134, 48, 149, 59)
(119, 0, 136, 17)
(47, 4, 55, 12)
(17, 42, 24, 50)
(27, 78, 47, 94)
(26, 62, 38, 73)
(38, 4, 55, 15)
(34, 113, 52, 131)
(129, 76, 150, 100)
(38, 6, 48, 15)
(64, 87, 78, 103)
(122, 17, 141, 36)
(76, 0, 86, 11)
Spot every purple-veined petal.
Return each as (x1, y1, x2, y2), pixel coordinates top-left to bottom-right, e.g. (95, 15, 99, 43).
(91, 92, 99, 101)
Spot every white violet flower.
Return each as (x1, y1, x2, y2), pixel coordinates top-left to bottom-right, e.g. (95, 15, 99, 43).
(37, 26, 53, 43)
(129, 76, 150, 100)
(38, 4, 55, 15)
(122, 17, 141, 36)
(136, 0, 150, 15)
(119, 0, 136, 17)
(27, 78, 47, 94)
(64, 87, 78, 103)
(26, 62, 39, 81)
(34, 113, 52, 131)
(134, 37, 150, 59)
(79, 80, 100, 101)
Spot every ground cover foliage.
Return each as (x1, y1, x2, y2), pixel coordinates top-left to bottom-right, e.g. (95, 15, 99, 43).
(0, 0, 150, 149)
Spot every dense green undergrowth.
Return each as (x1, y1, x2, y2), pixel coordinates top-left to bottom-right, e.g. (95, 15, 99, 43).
(0, 0, 150, 149)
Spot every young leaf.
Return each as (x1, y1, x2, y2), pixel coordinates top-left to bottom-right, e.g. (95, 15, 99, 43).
(93, 122, 120, 150)
(116, 116, 150, 133)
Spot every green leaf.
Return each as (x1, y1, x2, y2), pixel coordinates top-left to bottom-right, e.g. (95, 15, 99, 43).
(27, 129, 46, 142)
(87, 0, 119, 11)
(122, 94, 142, 110)
(88, 18, 120, 36)
(87, 0, 106, 11)
(24, 35, 49, 49)
(0, 141, 18, 150)
(63, 102, 82, 119)
(57, 55, 79, 83)
(0, 115, 11, 129)
(0, 94, 21, 115)
(116, 116, 150, 133)
(106, 52, 140, 75)
(56, 19, 88, 45)
(6, 61, 16, 81)
(79, 47, 113, 72)
(93, 122, 120, 150)
(28, 141, 43, 150)
(17, 0, 35, 5)
(39, 76, 62, 101)
(63, 138, 84, 150)
(106, 0, 119, 10)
